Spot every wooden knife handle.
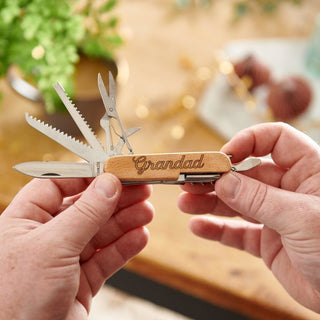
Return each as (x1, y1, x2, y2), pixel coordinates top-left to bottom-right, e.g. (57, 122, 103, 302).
(104, 152, 231, 183)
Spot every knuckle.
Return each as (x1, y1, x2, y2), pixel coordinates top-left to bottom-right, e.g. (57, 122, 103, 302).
(73, 198, 100, 225)
(246, 182, 269, 219)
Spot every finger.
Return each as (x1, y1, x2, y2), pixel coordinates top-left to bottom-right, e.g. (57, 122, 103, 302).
(6, 178, 91, 214)
(3, 178, 91, 222)
(51, 178, 94, 197)
(221, 123, 320, 191)
(82, 226, 149, 296)
(191, 213, 320, 312)
(44, 173, 122, 253)
(4, 179, 62, 221)
(56, 193, 84, 215)
(178, 191, 233, 215)
(81, 201, 154, 261)
(189, 216, 285, 271)
(222, 122, 319, 164)
(180, 183, 215, 194)
(178, 191, 261, 226)
(269, 248, 320, 313)
(178, 158, 286, 220)
(240, 158, 286, 187)
(189, 216, 263, 257)
(180, 159, 286, 196)
(215, 172, 319, 234)
(117, 185, 153, 210)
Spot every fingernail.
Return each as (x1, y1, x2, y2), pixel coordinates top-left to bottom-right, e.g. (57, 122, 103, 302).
(220, 173, 241, 199)
(95, 174, 118, 198)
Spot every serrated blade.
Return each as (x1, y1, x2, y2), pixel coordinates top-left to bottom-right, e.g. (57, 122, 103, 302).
(53, 82, 106, 160)
(13, 161, 95, 178)
(25, 113, 97, 163)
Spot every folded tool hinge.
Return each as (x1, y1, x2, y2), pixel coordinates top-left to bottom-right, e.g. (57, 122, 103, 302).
(184, 173, 222, 184)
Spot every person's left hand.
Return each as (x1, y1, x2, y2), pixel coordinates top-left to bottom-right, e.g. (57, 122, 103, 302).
(0, 174, 154, 320)
(177, 123, 320, 312)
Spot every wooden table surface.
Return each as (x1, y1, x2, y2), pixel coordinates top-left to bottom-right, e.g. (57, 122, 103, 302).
(2, 1, 320, 319)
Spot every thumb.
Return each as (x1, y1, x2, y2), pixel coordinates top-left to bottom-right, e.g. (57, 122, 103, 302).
(45, 173, 121, 253)
(215, 172, 308, 234)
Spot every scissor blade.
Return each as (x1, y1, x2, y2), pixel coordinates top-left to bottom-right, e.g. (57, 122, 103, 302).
(53, 82, 106, 160)
(25, 113, 97, 163)
(98, 72, 135, 153)
(13, 161, 96, 178)
(98, 72, 117, 118)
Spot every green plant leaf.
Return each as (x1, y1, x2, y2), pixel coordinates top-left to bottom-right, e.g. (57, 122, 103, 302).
(102, 0, 118, 12)
(106, 17, 119, 28)
(0, 0, 122, 113)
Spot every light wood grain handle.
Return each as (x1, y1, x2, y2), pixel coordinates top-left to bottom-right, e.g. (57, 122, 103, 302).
(104, 152, 231, 183)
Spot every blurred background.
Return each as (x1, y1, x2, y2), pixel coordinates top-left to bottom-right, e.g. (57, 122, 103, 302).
(1, 1, 320, 319)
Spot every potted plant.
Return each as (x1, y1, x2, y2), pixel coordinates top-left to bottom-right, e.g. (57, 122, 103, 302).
(0, 0, 123, 114)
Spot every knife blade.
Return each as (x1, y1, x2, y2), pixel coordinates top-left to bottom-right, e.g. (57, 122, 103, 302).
(13, 161, 95, 178)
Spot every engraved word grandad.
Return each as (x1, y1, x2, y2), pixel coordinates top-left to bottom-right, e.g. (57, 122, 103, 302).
(132, 154, 205, 175)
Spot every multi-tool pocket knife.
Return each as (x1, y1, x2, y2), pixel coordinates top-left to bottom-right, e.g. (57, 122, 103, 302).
(14, 72, 261, 185)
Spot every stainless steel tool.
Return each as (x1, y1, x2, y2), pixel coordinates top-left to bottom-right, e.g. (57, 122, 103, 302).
(14, 72, 261, 185)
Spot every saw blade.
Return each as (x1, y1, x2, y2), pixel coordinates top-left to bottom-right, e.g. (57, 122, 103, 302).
(25, 113, 98, 163)
(53, 82, 106, 158)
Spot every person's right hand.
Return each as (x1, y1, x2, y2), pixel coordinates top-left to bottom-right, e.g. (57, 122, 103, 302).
(0, 173, 153, 320)
(178, 123, 320, 312)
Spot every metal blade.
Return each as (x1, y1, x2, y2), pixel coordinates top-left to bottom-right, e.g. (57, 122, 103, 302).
(98, 72, 117, 118)
(53, 82, 106, 160)
(232, 158, 261, 172)
(125, 127, 141, 137)
(98, 72, 134, 153)
(113, 127, 141, 154)
(13, 161, 95, 178)
(100, 110, 112, 154)
(25, 113, 97, 163)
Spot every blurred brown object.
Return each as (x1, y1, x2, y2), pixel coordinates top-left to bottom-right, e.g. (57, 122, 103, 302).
(267, 76, 313, 121)
(233, 54, 271, 91)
